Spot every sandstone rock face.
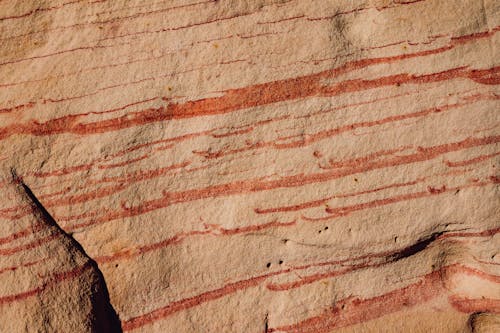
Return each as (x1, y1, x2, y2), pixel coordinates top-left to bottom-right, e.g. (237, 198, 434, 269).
(0, 173, 121, 332)
(0, 0, 499, 332)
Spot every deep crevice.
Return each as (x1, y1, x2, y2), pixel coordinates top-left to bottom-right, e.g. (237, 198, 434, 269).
(11, 169, 123, 333)
(388, 231, 445, 262)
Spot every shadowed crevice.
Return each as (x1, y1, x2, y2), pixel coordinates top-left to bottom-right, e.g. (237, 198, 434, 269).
(388, 231, 445, 262)
(11, 169, 123, 333)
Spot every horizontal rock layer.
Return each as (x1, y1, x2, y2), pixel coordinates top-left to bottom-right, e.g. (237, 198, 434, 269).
(0, 0, 499, 332)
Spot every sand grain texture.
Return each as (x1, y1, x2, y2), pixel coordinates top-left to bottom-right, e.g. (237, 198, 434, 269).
(0, 0, 499, 332)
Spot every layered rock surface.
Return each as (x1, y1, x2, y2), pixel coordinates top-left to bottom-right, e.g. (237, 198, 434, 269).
(0, 172, 121, 332)
(0, 0, 499, 332)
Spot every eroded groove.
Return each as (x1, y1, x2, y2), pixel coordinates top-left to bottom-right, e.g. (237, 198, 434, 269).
(467, 312, 500, 332)
(389, 231, 445, 262)
(10, 169, 123, 333)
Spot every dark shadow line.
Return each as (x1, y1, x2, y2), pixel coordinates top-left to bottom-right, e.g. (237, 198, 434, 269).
(11, 168, 123, 333)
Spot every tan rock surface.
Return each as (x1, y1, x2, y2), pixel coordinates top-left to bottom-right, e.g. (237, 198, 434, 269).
(0, 0, 499, 332)
(0, 172, 121, 332)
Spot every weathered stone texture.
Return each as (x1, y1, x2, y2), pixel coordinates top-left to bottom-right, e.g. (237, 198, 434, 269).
(0, 0, 499, 332)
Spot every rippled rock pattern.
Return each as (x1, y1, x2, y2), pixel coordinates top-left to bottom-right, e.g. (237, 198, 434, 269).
(0, 0, 499, 332)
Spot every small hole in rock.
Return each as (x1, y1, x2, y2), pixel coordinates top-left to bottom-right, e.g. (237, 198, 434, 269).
(279, 260, 283, 265)
(266, 262, 271, 268)
(318, 230, 322, 233)
(324, 226, 328, 230)
(115, 264, 118, 268)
